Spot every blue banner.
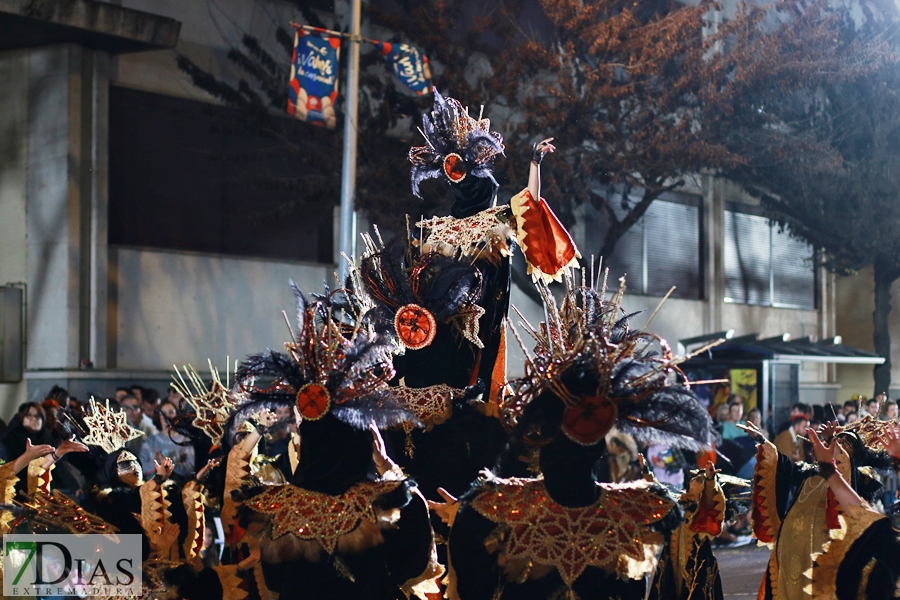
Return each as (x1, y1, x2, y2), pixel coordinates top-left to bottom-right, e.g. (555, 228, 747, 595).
(288, 28, 340, 128)
(377, 42, 431, 95)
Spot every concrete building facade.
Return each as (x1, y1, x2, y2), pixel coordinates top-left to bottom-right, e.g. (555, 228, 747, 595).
(0, 0, 881, 420)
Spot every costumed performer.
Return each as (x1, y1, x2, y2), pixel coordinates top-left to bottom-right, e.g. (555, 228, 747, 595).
(227, 285, 443, 600)
(443, 274, 715, 600)
(801, 421, 900, 599)
(738, 412, 890, 600)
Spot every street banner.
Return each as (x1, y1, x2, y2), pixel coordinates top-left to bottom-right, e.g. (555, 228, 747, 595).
(288, 27, 341, 128)
(375, 42, 432, 95)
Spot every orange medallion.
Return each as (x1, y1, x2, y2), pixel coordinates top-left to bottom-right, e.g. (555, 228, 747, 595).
(295, 383, 331, 421)
(561, 396, 617, 446)
(442, 153, 467, 183)
(394, 304, 437, 350)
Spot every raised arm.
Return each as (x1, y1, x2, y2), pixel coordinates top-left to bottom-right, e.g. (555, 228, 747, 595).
(808, 427, 863, 508)
(527, 138, 555, 203)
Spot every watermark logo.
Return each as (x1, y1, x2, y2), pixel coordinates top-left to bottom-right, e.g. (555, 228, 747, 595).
(3, 534, 142, 597)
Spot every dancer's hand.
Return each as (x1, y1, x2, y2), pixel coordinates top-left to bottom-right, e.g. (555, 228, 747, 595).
(57, 436, 88, 457)
(370, 423, 396, 477)
(256, 409, 277, 428)
(21, 438, 54, 463)
(531, 138, 555, 165)
(154, 456, 174, 479)
(237, 548, 261, 570)
(736, 420, 766, 443)
(196, 458, 220, 482)
(427, 488, 460, 525)
(152, 523, 180, 552)
(807, 428, 838, 463)
(817, 420, 838, 443)
(877, 422, 900, 459)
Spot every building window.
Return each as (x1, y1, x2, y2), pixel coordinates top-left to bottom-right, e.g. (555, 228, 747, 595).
(108, 86, 334, 263)
(606, 193, 702, 299)
(724, 206, 816, 309)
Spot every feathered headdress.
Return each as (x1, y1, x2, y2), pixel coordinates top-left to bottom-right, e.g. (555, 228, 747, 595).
(504, 272, 715, 450)
(171, 361, 238, 445)
(230, 283, 416, 439)
(81, 398, 144, 455)
(356, 230, 485, 351)
(408, 89, 505, 198)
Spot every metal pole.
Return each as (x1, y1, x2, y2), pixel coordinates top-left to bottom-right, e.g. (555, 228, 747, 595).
(338, 0, 361, 283)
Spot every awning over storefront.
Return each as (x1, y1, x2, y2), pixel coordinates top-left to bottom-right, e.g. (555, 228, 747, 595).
(684, 333, 884, 366)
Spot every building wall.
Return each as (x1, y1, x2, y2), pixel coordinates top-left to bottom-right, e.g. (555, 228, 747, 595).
(113, 246, 333, 370)
(835, 266, 900, 399)
(0, 50, 30, 410)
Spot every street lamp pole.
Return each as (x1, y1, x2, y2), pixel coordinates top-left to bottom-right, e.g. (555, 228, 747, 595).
(338, 0, 361, 283)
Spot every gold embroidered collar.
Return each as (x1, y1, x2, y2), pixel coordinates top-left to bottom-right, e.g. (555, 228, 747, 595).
(246, 481, 403, 554)
(470, 476, 674, 586)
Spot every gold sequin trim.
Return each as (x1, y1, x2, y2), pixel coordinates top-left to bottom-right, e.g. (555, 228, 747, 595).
(246, 481, 403, 554)
(470, 476, 674, 586)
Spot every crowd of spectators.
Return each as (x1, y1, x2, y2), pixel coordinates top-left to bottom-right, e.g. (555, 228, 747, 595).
(0, 383, 228, 568)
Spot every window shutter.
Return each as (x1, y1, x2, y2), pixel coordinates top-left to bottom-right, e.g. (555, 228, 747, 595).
(645, 201, 701, 299)
(771, 228, 815, 308)
(724, 211, 771, 305)
(606, 203, 645, 295)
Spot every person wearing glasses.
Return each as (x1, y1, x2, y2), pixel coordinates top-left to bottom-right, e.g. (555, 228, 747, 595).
(121, 393, 157, 458)
(1, 403, 55, 465)
(0, 401, 88, 497)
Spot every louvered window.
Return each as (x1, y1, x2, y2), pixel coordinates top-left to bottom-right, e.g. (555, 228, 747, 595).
(724, 206, 816, 309)
(606, 193, 702, 299)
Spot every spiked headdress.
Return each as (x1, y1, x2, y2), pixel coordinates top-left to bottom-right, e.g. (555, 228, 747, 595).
(505, 273, 715, 450)
(230, 283, 416, 441)
(408, 89, 505, 198)
(356, 231, 485, 351)
(81, 398, 144, 455)
(172, 361, 238, 445)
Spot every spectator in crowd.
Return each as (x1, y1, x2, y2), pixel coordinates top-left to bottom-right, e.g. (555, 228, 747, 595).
(746, 407, 769, 438)
(1, 403, 54, 462)
(838, 400, 857, 424)
(129, 385, 144, 403)
(0, 402, 88, 497)
(713, 404, 731, 433)
(120, 393, 157, 457)
(40, 399, 67, 445)
(720, 396, 745, 440)
(114, 387, 130, 402)
(776, 402, 812, 435)
(139, 400, 195, 481)
(864, 395, 883, 418)
(881, 400, 898, 421)
(139, 387, 162, 429)
(166, 385, 184, 406)
(773, 414, 809, 462)
(846, 411, 859, 424)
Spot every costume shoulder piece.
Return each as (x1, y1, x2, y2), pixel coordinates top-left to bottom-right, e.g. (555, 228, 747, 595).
(246, 480, 405, 554)
(470, 474, 675, 585)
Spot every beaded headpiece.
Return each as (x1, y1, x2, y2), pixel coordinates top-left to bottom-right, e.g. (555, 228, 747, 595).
(81, 398, 144, 454)
(408, 89, 505, 198)
(172, 361, 237, 444)
(116, 450, 139, 464)
(504, 272, 715, 449)
(230, 283, 415, 437)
